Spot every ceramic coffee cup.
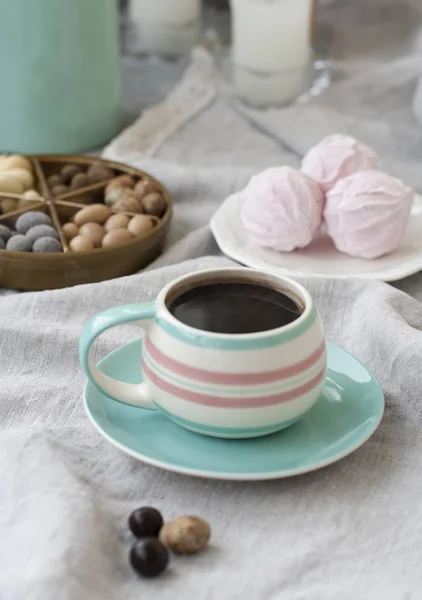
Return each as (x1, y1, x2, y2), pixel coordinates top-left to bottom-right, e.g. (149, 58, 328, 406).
(80, 267, 326, 438)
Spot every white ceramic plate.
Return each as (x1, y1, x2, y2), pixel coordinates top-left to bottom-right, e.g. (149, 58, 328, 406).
(210, 193, 422, 282)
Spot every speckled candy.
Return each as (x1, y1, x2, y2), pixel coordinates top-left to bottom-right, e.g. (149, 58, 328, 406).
(15, 211, 52, 234)
(301, 135, 379, 193)
(241, 166, 325, 252)
(324, 170, 414, 259)
(32, 237, 63, 253)
(6, 235, 32, 252)
(0, 224, 13, 242)
(26, 225, 60, 243)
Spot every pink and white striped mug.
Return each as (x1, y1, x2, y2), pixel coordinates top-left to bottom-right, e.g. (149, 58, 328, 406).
(80, 268, 327, 439)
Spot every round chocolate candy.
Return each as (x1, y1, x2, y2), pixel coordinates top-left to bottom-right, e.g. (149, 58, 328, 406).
(61, 164, 82, 184)
(47, 174, 63, 189)
(87, 164, 114, 184)
(128, 507, 164, 538)
(51, 184, 70, 196)
(129, 539, 169, 578)
(70, 173, 89, 190)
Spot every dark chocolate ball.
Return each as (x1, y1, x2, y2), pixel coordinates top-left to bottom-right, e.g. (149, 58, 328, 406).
(128, 507, 164, 538)
(87, 164, 114, 184)
(51, 184, 70, 196)
(70, 173, 90, 190)
(129, 539, 169, 578)
(61, 164, 82, 184)
(47, 174, 63, 189)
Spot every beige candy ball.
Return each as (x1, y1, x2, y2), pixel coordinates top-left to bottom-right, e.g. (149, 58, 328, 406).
(128, 215, 155, 237)
(104, 186, 126, 208)
(106, 174, 135, 191)
(1, 198, 18, 213)
(104, 176, 136, 207)
(22, 189, 42, 200)
(73, 204, 111, 226)
(104, 214, 130, 232)
(79, 222, 105, 247)
(5, 168, 34, 190)
(105, 186, 142, 210)
(0, 155, 32, 171)
(134, 178, 159, 198)
(0, 173, 24, 194)
(18, 189, 43, 210)
(87, 164, 114, 185)
(102, 228, 133, 248)
(159, 516, 211, 555)
(112, 190, 143, 214)
(142, 192, 166, 217)
(62, 222, 79, 242)
(70, 235, 95, 252)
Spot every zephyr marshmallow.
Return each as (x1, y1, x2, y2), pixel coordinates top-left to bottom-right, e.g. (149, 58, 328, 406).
(241, 166, 325, 252)
(301, 134, 379, 193)
(324, 170, 414, 259)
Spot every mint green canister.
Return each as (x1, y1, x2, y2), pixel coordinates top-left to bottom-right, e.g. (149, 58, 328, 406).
(0, 0, 121, 153)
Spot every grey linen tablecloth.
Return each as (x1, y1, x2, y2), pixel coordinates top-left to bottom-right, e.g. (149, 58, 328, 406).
(2, 0, 422, 598)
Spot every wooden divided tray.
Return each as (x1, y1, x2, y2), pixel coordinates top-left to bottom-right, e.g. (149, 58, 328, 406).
(0, 155, 172, 290)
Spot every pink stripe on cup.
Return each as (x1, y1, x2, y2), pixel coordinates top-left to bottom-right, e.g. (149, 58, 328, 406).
(143, 336, 325, 385)
(141, 359, 325, 408)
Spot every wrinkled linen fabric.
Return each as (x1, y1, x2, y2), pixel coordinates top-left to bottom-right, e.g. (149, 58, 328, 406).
(2, 0, 422, 598)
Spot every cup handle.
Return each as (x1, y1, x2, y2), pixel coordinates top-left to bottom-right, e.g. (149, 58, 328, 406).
(80, 303, 157, 410)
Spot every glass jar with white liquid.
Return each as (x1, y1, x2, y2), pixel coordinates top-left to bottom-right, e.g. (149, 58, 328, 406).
(230, 0, 317, 107)
(128, 0, 202, 57)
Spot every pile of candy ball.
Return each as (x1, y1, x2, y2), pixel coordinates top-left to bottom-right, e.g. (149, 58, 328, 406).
(127, 506, 211, 578)
(47, 163, 114, 196)
(241, 135, 414, 259)
(0, 155, 42, 214)
(60, 174, 166, 252)
(62, 204, 157, 251)
(0, 212, 62, 253)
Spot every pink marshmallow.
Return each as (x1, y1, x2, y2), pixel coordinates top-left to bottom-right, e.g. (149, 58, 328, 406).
(301, 134, 379, 193)
(325, 170, 414, 259)
(241, 166, 325, 252)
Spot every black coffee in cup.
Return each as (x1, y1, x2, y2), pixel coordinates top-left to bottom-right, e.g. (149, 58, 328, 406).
(168, 280, 302, 334)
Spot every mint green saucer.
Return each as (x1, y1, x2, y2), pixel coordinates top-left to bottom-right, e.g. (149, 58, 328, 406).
(83, 340, 384, 481)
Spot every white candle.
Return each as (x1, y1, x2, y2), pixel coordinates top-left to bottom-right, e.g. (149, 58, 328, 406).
(128, 0, 202, 57)
(230, 0, 313, 107)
